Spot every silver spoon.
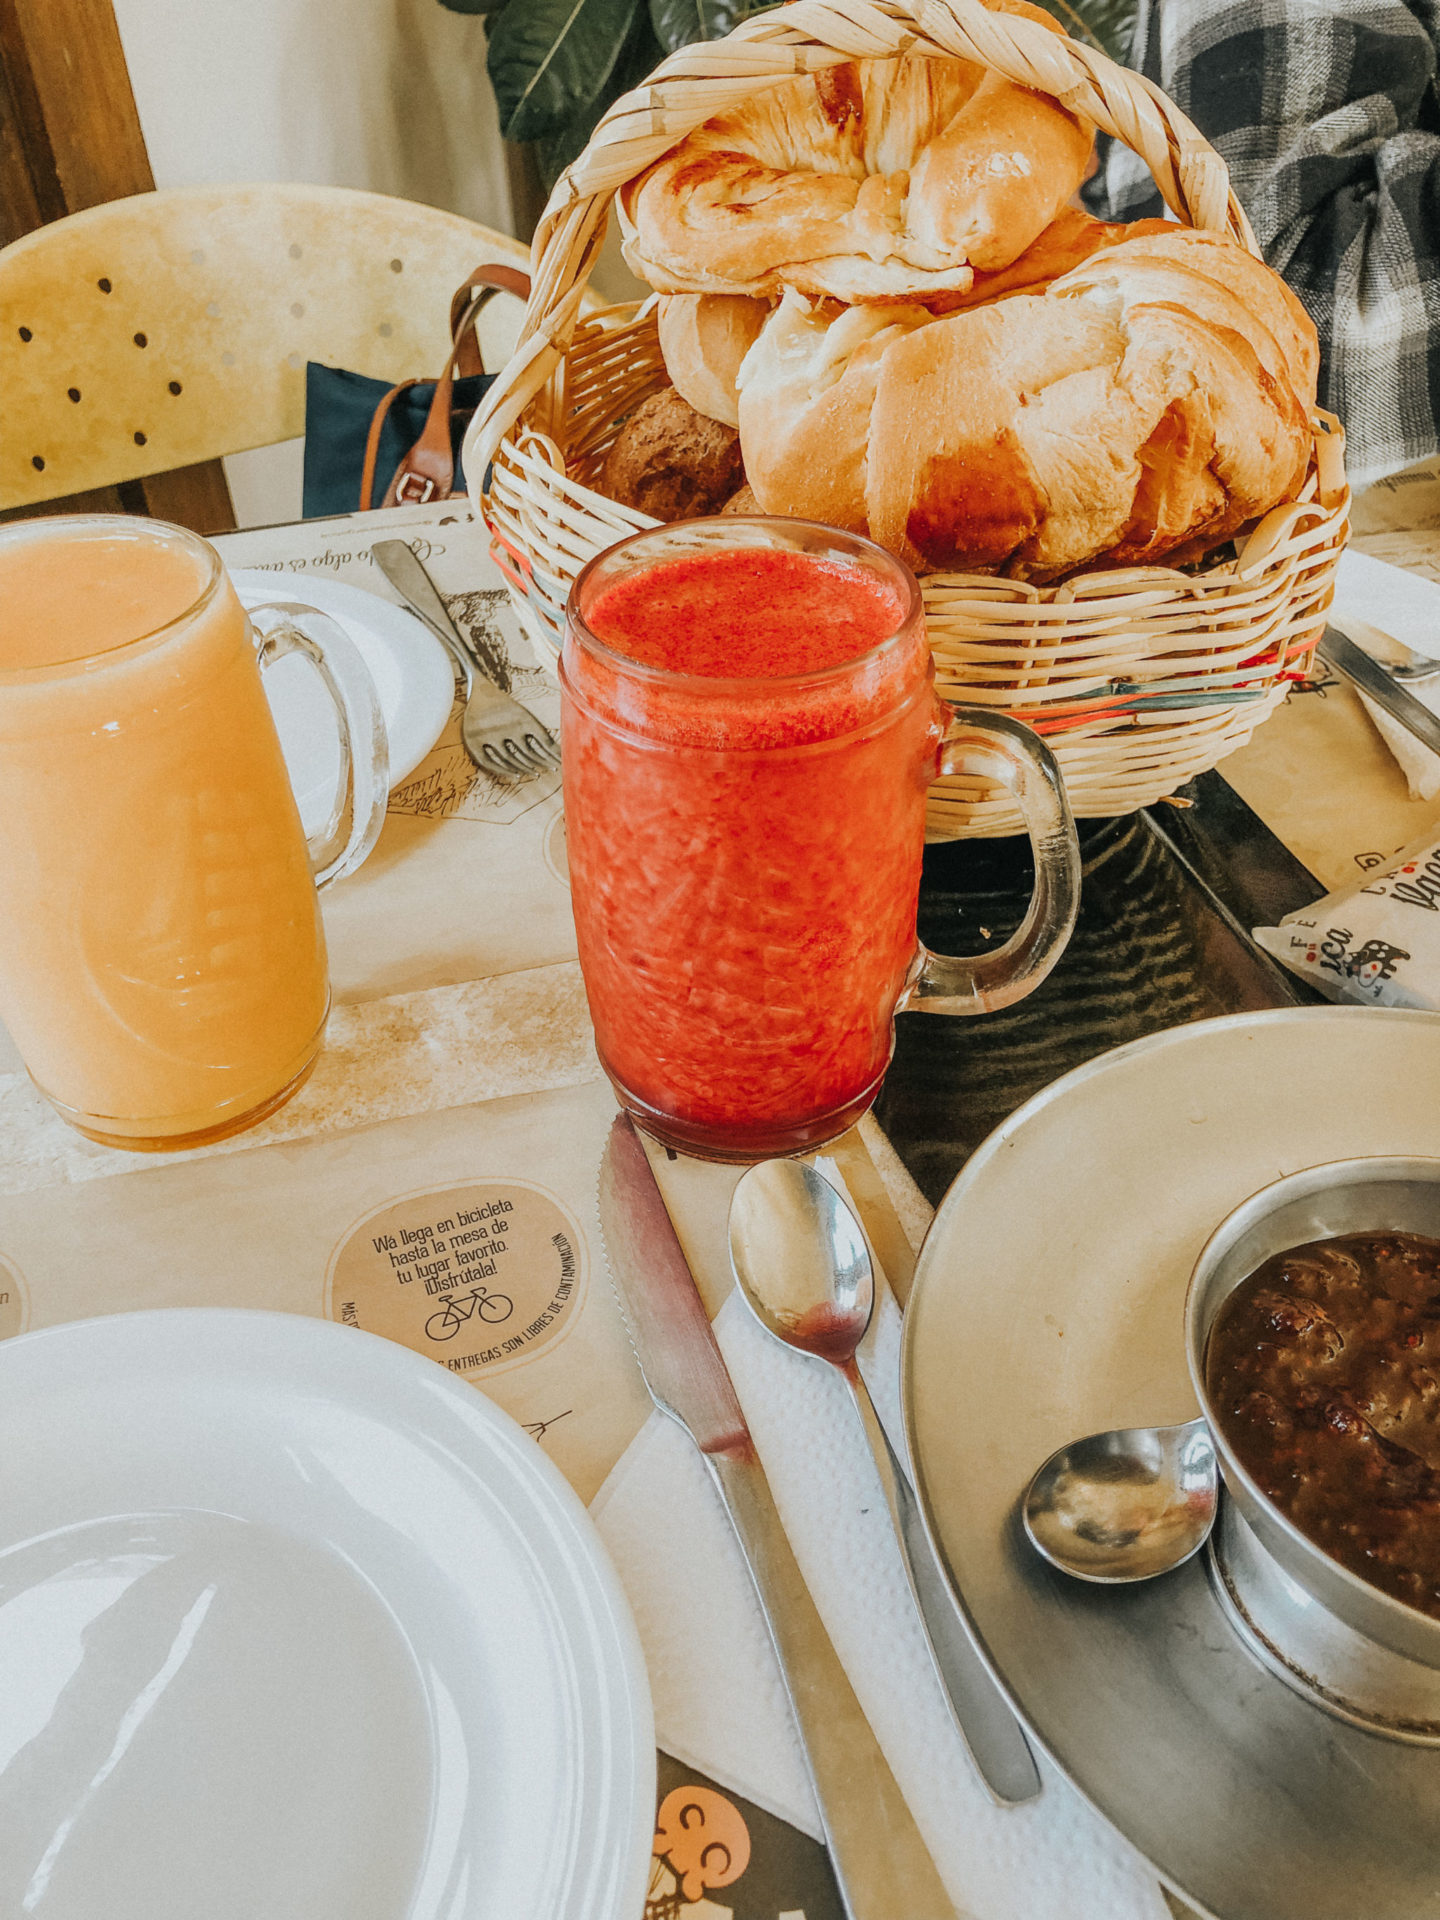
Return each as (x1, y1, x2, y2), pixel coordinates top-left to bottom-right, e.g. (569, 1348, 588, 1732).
(1367, 627, 1440, 684)
(1333, 620, 1440, 685)
(1022, 1418, 1219, 1584)
(729, 1159, 1042, 1808)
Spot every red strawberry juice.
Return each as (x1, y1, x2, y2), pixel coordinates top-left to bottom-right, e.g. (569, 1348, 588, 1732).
(562, 526, 945, 1160)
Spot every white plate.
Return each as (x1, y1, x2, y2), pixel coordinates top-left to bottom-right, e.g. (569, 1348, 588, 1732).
(0, 1310, 654, 1920)
(232, 571, 455, 835)
(904, 1007, 1440, 1920)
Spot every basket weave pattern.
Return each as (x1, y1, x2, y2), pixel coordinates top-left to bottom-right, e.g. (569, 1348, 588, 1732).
(469, 0, 1349, 835)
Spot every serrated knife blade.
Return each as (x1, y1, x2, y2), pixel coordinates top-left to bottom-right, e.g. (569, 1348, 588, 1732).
(597, 1111, 958, 1920)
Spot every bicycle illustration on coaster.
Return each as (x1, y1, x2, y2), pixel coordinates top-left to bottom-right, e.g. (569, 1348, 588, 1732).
(424, 1285, 514, 1342)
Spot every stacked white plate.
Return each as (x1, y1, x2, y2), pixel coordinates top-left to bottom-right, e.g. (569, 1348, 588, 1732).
(0, 1310, 653, 1920)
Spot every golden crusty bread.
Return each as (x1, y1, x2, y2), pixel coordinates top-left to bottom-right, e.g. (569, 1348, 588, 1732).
(651, 214, 1150, 441)
(721, 482, 760, 514)
(657, 294, 770, 428)
(619, 1, 1092, 304)
(601, 386, 744, 522)
(927, 207, 1175, 311)
(1054, 225, 1320, 399)
(737, 230, 1318, 578)
(739, 297, 927, 531)
(650, 209, 1144, 433)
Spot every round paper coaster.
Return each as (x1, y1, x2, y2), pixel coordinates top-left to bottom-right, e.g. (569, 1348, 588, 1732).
(326, 1178, 586, 1379)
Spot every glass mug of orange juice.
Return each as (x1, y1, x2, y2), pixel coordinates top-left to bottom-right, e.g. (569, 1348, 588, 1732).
(0, 515, 387, 1149)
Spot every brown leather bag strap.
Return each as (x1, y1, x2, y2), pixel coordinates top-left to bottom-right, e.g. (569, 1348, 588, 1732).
(449, 263, 530, 379)
(359, 376, 425, 512)
(379, 262, 534, 508)
(380, 353, 462, 508)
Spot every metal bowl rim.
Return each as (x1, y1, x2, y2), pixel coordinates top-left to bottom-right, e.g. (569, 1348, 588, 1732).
(1184, 1153, 1440, 1658)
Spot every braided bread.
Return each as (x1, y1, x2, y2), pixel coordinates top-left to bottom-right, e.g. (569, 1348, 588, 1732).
(736, 227, 1319, 577)
(620, 1, 1093, 305)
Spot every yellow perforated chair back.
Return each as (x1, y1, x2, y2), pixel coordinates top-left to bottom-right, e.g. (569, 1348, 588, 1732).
(0, 183, 530, 511)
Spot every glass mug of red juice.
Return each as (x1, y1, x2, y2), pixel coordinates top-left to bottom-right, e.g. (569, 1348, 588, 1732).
(0, 515, 387, 1149)
(561, 519, 1081, 1161)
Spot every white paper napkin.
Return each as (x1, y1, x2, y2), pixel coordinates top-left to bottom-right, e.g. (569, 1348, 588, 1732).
(592, 1283, 1170, 1920)
(1331, 550, 1440, 801)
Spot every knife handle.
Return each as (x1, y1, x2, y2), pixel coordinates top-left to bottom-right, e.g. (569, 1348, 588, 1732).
(370, 539, 475, 689)
(847, 1373, 1042, 1807)
(708, 1447, 959, 1920)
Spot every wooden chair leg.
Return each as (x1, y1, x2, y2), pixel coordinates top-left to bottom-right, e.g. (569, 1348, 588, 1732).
(138, 462, 239, 536)
(0, 0, 239, 530)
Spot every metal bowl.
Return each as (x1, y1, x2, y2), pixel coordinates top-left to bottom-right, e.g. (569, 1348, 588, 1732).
(1185, 1157, 1440, 1729)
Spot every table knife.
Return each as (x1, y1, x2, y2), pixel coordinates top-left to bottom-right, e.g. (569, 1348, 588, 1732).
(598, 1113, 959, 1920)
(1319, 625, 1440, 758)
(372, 537, 562, 787)
(371, 538, 475, 693)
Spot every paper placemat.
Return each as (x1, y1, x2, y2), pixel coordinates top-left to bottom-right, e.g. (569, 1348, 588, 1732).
(1220, 668, 1440, 891)
(0, 1074, 649, 1500)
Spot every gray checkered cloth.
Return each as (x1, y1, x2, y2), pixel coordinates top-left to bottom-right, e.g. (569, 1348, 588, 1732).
(1086, 0, 1440, 488)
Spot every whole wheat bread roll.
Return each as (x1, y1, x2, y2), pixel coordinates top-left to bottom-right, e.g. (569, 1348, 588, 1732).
(601, 386, 744, 522)
(619, 0, 1092, 305)
(737, 228, 1318, 578)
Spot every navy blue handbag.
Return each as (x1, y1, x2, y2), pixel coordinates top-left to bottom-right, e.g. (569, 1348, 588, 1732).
(301, 262, 529, 519)
(301, 366, 493, 519)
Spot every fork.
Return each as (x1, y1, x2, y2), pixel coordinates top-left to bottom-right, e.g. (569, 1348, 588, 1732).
(370, 539, 561, 785)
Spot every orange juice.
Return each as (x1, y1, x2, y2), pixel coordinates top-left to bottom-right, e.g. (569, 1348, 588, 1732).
(0, 517, 328, 1146)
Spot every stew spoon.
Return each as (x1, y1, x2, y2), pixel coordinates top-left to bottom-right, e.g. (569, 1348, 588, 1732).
(729, 1158, 1042, 1807)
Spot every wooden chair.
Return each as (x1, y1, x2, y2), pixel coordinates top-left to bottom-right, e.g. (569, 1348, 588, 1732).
(0, 183, 532, 530)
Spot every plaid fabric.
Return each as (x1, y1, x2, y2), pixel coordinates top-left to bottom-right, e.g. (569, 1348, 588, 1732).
(1086, 0, 1440, 487)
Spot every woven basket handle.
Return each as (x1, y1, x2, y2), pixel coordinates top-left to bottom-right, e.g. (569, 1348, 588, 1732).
(469, 0, 1253, 483)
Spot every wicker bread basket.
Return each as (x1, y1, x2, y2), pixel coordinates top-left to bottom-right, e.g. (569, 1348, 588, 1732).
(467, 0, 1349, 837)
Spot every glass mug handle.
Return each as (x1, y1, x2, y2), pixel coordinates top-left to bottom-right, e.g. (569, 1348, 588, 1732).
(248, 601, 390, 889)
(900, 705, 1081, 1015)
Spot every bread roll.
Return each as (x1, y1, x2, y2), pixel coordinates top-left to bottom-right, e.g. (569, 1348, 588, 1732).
(1054, 225, 1320, 399)
(737, 295, 932, 535)
(737, 231, 1318, 577)
(931, 207, 1174, 311)
(619, 2, 1092, 304)
(721, 482, 760, 514)
(601, 386, 744, 522)
(657, 294, 769, 428)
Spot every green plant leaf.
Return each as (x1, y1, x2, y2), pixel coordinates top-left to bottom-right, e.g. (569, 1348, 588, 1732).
(1031, 0, 1138, 61)
(648, 0, 776, 54)
(535, 8, 666, 188)
(436, 0, 507, 15)
(488, 0, 642, 143)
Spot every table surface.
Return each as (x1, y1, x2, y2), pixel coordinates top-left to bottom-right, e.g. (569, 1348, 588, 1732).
(5, 483, 1437, 1920)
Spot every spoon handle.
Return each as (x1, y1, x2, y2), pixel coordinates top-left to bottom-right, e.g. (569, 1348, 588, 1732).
(847, 1371, 1043, 1807)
